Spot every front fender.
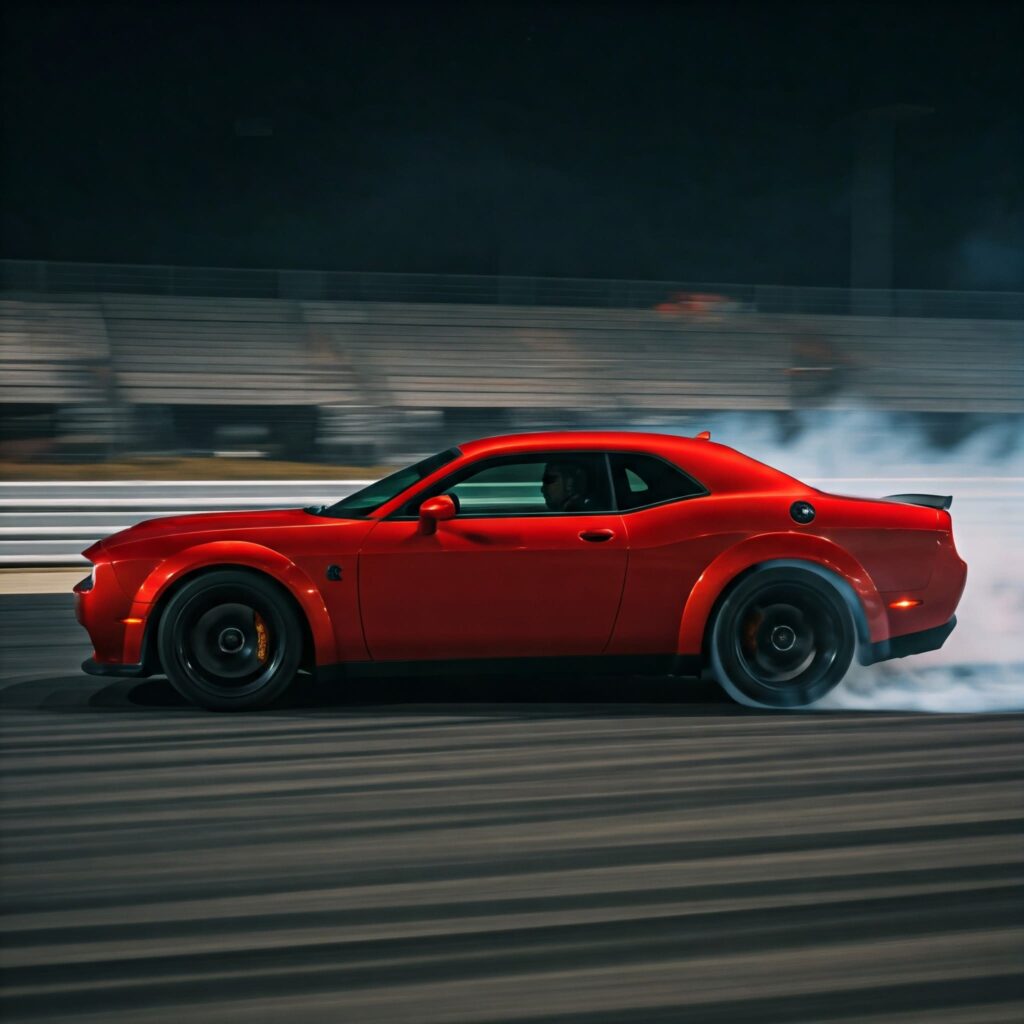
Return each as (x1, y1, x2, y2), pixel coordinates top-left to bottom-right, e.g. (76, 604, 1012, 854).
(125, 541, 337, 666)
(676, 532, 887, 656)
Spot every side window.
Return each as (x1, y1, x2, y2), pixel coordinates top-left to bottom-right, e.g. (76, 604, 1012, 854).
(450, 460, 549, 515)
(609, 453, 706, 511)
(401, 452, 614, 516)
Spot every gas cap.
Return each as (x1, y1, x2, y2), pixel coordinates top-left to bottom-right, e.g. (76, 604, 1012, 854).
(790, 500, 816, 524)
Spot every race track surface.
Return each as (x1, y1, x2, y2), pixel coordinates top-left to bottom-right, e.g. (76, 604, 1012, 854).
(1, 595, 1022, 1023)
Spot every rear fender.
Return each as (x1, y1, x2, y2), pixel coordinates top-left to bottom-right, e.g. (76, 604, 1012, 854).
(676, 533, 887, 656)
(126, 541, 337, 666)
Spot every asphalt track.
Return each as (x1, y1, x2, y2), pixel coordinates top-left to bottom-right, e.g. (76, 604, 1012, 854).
(1, 595, 1022, 1023)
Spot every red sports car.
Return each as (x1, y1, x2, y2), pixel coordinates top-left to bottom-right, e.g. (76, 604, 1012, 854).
(75, 431, 967, 711)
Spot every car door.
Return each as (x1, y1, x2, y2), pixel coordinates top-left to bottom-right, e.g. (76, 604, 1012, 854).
(602, 451, 720, 655)
(358, 452, 628, 661)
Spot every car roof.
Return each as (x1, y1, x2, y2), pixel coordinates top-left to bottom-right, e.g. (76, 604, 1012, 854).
(461, 430, 701, 456)
(458, 431, 807, 494)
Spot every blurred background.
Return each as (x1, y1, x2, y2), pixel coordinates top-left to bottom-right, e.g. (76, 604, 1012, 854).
(0, 0, 1020, 669)
(1, 7, 1022, 1023)
(1, 0, 1021, 475)
(1, 2, 1021, 706)
(0, 259, 1021, 471)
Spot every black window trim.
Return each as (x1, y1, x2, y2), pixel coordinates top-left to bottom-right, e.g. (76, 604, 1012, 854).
(388, 450, 616, 520)
(386, 449, 710, 520)
(317, 445, 463, 519)
(608, 450, 710, 514)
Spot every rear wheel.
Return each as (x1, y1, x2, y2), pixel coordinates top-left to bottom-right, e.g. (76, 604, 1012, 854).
(710, 567, 856, 709)
(157, 570, 302, 711)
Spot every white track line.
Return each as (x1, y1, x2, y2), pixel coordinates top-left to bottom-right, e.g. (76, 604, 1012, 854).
(0, 570, 88, 594)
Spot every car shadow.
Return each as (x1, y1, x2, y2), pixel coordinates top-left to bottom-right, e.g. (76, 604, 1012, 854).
(288, 671, 737, 715)
(1, 671, 762, 718)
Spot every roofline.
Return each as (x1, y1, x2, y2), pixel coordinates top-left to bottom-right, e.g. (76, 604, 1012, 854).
(460, 430, 721, 455)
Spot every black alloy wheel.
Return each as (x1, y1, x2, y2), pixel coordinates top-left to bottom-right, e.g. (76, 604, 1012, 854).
(157, 570, 303, 711)
(710, 567, 857, 709)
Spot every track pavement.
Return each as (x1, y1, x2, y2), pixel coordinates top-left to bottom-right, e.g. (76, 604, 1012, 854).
(1, 595, 1022, 1023)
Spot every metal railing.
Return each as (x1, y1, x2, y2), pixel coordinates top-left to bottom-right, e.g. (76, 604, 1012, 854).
(0, 481, 368, 565)
(3, 259, 1022, 319)
(3, 476, 1020, 566)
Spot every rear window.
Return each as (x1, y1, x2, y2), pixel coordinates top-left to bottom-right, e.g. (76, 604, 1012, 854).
(609, 453, 706, 511)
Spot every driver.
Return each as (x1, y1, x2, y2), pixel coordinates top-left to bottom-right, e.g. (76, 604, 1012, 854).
(541, 460, 593, 512)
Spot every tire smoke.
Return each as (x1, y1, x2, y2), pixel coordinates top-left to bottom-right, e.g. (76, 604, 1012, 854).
(679, 408, 1024, 712)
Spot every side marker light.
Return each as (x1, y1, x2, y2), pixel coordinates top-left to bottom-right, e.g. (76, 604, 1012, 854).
(119, 617, 144, 624)
(888, 599, 923, 610)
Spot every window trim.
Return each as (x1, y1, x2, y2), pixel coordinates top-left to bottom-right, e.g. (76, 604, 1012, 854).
(607, 451, 710, 514)
(387, 449, 710, 520)
(389, 450, 617, 520)
(319, 446, 462, 519)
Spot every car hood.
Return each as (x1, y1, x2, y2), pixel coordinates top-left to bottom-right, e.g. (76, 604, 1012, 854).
(89, 507, 352, 556)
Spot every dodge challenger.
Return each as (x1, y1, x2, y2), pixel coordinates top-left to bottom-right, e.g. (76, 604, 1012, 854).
(76, 431, 967, 710)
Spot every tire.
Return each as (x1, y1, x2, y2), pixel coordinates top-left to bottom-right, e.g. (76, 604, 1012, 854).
(157, 569, 303, 711)
(709, 566, 856, 709)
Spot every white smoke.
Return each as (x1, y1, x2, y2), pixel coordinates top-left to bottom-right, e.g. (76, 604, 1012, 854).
(676, 408, 1024, 712)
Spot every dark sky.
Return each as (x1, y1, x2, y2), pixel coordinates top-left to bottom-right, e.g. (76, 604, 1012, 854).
(2, 1, 1022, 288)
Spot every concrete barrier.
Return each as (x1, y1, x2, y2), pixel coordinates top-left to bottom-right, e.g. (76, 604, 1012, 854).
(2, 477, 1020, 566)
(0, 481, 368, 565)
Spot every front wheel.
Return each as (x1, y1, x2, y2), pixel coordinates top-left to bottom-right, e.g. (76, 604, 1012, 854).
(710, 567, 856, 709)
(157, 570, 303, 711)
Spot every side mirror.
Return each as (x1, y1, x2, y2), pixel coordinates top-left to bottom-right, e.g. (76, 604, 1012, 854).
(418, 494, 457, 535)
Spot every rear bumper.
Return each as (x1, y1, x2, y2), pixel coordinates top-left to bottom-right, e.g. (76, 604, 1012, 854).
(858, 616, 956, 667)
(81, 658, 152, 679)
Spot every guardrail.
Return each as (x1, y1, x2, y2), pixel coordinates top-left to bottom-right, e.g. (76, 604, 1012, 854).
(0, 481, 368, 565)
(2, 477, 1019, 567)
(3, 259, 1022, 319)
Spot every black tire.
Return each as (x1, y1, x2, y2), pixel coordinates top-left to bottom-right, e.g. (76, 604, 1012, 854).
(710, 566, 856, 709)
(157, 570, 303, 711)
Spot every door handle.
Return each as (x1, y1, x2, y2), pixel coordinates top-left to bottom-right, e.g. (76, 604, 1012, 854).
(578, 529, 615, 543)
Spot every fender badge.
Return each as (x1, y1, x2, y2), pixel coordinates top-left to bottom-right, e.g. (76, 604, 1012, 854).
(326, 564, 343, 581)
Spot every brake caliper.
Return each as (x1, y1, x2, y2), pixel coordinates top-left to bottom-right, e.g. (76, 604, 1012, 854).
(254, 612, 269, 663)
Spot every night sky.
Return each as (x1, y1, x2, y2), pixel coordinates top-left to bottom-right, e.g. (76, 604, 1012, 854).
(2, 1, 1022, 288)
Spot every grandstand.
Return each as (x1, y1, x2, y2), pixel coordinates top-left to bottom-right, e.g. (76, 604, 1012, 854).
(1, 260, 1021, 463)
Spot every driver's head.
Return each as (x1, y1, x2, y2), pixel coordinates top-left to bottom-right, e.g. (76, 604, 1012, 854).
(541, 460, 589, 511)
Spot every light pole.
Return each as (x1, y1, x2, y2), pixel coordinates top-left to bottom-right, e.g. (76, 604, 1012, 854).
(850, 104, 933, 312)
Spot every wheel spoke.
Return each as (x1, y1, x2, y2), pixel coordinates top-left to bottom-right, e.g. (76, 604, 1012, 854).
(731, 580, 846, 694)
(173, 588, 285, 698)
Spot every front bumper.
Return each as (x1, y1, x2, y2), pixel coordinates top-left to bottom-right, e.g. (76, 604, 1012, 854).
(858, 615, 957, 667)
(75, 558, 152, 669)
(81, 657, 152, 679)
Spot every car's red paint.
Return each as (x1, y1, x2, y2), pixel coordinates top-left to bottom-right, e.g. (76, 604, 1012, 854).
(417, 494, 458, 535)
(76, 431, 967, 682)
(78, 513, 376, 668)
(359, 511, 628, 660)
(675, 531, 888, 654)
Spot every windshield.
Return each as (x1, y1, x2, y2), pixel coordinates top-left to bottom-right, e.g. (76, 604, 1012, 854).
(316, 447, 461, 518)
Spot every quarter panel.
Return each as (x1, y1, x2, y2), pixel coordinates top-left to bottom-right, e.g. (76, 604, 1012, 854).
(609, 492, 830, 655)
(824, 528, 939, 591)
(607, 498, 745, 655)
(803, 494, 941, 592)
(675, 532, 889, 655)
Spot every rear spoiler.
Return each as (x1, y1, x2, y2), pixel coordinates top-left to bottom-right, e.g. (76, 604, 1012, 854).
(884, 493, 952, 511)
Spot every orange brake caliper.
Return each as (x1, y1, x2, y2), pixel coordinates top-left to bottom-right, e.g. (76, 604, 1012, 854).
(254, 612, 269, 663)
